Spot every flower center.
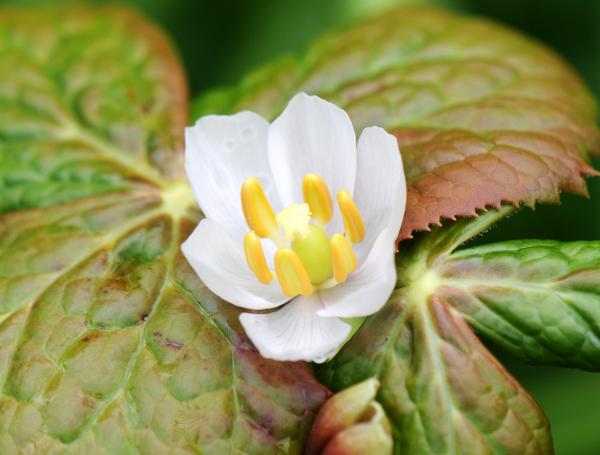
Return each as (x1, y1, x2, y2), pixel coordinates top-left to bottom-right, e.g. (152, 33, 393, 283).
(240, 174, 365, 298)
(291, 224, 332, 285)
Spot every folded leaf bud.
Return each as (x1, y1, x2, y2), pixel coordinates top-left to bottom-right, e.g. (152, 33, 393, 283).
(305, 378, 393, 455)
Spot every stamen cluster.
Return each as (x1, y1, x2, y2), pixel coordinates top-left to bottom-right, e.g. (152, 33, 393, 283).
(241, 173, 365, 297)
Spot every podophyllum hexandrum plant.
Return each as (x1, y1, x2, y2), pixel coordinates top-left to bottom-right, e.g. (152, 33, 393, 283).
(0, 4, 598, 454)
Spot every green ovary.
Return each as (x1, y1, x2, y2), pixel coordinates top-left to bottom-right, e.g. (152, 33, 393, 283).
(292, 224, 332, 285)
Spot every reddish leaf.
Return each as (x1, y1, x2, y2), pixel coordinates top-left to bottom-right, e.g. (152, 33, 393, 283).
(194, 6, 600, 241)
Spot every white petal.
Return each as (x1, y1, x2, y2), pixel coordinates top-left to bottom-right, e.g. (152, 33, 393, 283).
(268, 93, 357, 215)
(240, 294, 351, 363)
(353, 126, 406, 261)
(185, 111, 282, 238)
(181, 218, 287, 310)
(318, 228, 397, 318)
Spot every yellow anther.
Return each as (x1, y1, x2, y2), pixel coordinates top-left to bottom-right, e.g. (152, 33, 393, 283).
(244, 232, 273, 284)
(330, 233, 357, 283)
(302, 174, 333, 224)
(274, 249, 314, 297)
(337, 190, 365, 243)
(240, 178, 277, 238)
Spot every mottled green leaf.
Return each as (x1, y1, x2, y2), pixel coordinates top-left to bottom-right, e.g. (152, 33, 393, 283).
(0, 6, 328, 453)
(323, 205, 600, 452)
(437, 240, 600, 370)
(193, 6, 600, 241)
(322, 287, 552, 454)
(3, 3, 600, 454)
(197, 8, 600, 446)
(0, 4, 187, 212)
(320, 207, 556, 454)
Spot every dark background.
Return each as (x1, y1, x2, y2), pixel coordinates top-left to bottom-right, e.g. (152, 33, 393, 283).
(2, 0, 599, 452)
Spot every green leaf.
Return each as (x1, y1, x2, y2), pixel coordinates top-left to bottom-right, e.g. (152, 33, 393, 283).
(437, 239, 600, 369)
(0, 4, 187, 212)
(322, 206, 600, 452)
(193, 6, 600, 241)
(320, 207, 554, 454)
(192, 9, 600, 447)
(0, 6, 327, 453)
(3, 4, 600, 453)
(321, 288, 552, 454)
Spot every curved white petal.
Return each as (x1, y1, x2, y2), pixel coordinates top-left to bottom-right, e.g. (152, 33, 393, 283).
(268, 93, 357, 221)
(181, 218, 287, 310)
(318, 228, 397, 318)
(185, 111, 282, 238)
(240, 294, 351, 363)
(353, 126, 406, 261)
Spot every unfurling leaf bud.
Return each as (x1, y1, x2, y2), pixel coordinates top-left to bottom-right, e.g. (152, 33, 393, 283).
(305, 378, 393, 455)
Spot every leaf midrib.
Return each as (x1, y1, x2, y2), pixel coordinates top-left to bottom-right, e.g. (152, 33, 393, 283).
(57, 122, 169, 187)
(0, 22, 175, 191)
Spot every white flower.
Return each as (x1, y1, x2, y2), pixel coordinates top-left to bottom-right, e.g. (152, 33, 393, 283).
(182, 93, 406, 363)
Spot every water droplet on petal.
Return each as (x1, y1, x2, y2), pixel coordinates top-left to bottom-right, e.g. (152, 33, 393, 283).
(223, 138, 236, 151)
(241, 127, 254, 140)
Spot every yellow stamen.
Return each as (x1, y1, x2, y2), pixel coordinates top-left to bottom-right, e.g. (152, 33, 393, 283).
(241, 178, 277, 238)
(275, 249, 314, 297)
(302, 174, 333, 224)
(330, 233, 357, 283)
(244, 232, 273, 284)
(337, 190, 365, 243)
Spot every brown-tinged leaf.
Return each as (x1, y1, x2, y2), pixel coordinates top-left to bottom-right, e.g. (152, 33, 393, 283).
(193, 6, 600, 241)
(320, 286, 552, 454)
(319, 207, 556, 454)
(0, 6, 328, 453)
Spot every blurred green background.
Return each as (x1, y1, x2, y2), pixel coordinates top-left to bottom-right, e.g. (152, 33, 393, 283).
(1, 0, 599, 452)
